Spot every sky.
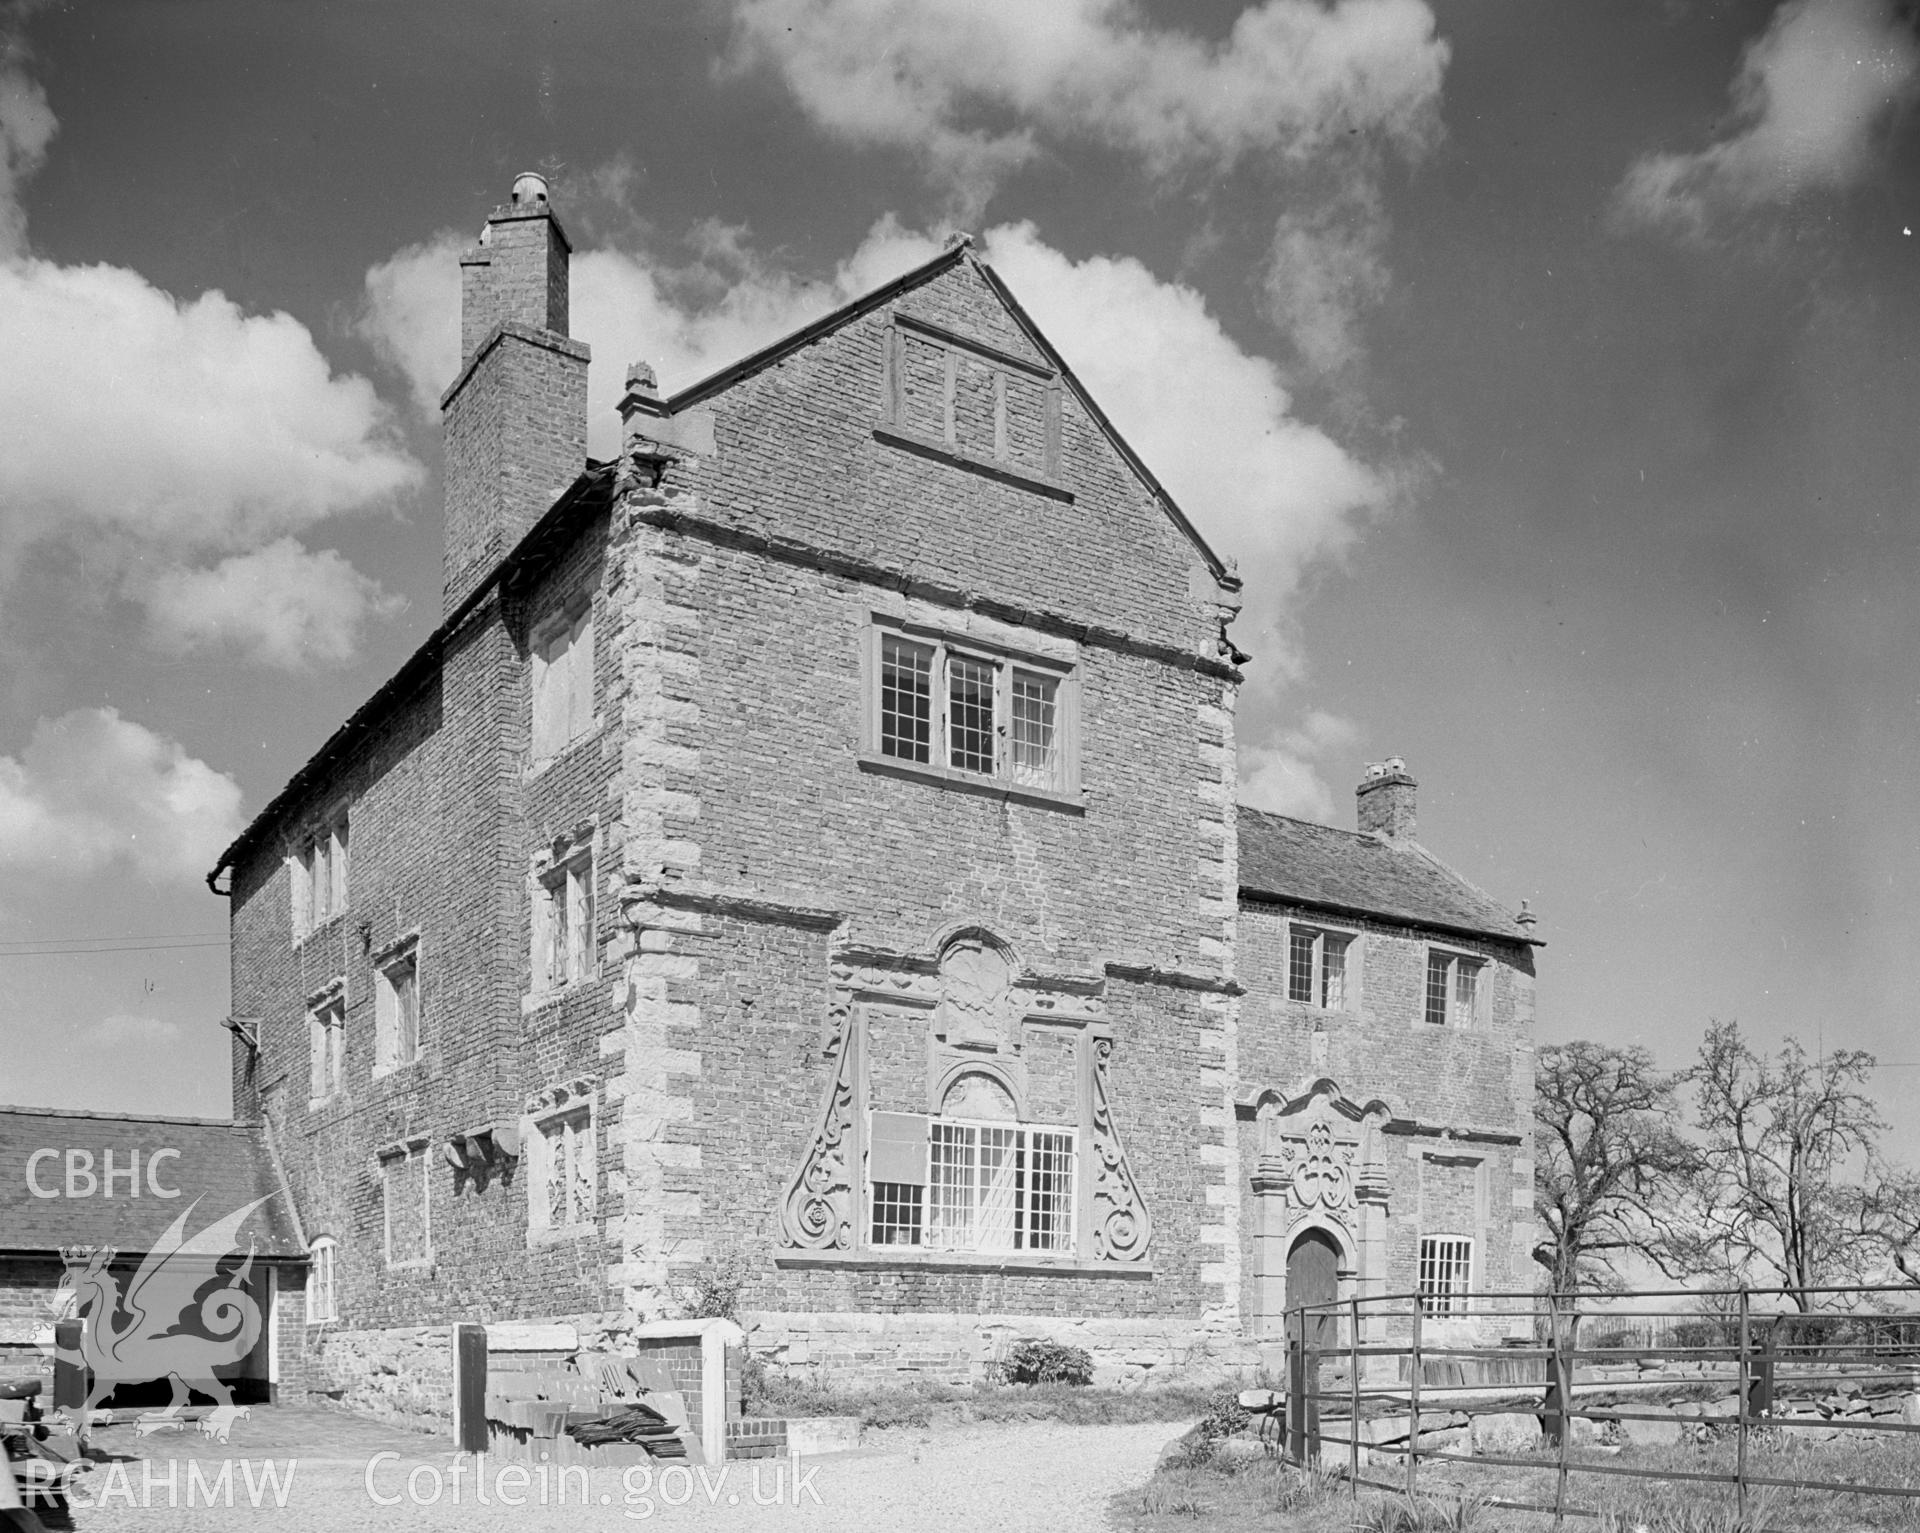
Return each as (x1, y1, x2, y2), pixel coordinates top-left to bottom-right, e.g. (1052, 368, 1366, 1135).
(2, 0, 1918, 1150)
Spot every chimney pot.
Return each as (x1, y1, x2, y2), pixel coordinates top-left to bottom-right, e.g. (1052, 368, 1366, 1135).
(1356, 758, 1418, 841)
(511, 171, 550, 210)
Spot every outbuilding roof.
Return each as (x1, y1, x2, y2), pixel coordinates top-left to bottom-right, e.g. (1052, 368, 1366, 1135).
(1237, 805, 1537, 947)
(0, 1107, 306, 1259)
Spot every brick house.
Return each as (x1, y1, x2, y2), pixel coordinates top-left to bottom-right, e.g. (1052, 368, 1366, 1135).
(1235, 766, 1539, 1348)
(204, 175, 1538, 1407)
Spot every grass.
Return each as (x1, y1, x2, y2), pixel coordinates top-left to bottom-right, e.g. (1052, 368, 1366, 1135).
(1116, 1424, 1920, 1531)
(743, 1370, 1221, 1431)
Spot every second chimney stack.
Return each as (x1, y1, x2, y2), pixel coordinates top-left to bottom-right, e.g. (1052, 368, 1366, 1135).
(1357, 757, 1417, 841)
(440, 172, 591, 615)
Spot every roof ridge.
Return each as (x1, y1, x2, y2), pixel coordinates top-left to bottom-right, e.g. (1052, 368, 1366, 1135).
(664, 241, 971, 412)
(1238, 802, 1365, 839)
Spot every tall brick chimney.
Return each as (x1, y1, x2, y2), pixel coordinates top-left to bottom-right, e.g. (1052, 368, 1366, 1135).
(440, 172, 591, 614)
(1356, 757, 1417, 841)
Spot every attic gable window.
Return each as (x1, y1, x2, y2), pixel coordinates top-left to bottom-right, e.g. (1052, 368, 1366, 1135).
(876, 312, 1070, 500)
(868, 622, 1078, 805)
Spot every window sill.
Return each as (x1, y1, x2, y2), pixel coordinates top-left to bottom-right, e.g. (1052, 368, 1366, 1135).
(873, 425, 1073, 502)
(371, 1057, 423, 1083)
(774, 1249, 1152, 1278)
(857, 753, 1084, 814)
(385, 1258, 433, 1273)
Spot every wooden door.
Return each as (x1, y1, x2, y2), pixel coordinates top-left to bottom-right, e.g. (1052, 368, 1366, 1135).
(1286, 1229, 1339, 1351)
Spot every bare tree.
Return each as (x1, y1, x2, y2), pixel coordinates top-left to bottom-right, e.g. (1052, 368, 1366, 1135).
(1533, 1041, 1693, 1293)
(1653, 1021, 1883, 1310)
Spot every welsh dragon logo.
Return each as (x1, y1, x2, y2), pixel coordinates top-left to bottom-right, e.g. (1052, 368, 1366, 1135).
(52, 1195, 275, 1443)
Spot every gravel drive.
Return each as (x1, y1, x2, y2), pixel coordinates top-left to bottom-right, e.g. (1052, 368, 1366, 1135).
(30, 1417, 1180, 1533)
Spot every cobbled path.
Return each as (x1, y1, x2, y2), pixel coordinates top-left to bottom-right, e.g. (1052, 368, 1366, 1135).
(26, 1406, 1178, 1532)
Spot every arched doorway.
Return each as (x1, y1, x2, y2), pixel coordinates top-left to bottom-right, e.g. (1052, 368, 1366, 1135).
(1285, 1228, 1340, 1352)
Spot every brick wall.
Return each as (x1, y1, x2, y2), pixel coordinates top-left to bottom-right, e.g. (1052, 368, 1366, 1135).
(227, 516, 624, 1343)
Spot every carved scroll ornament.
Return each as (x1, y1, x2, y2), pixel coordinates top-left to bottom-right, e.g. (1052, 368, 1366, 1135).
(1274, 1118, 1357, 1220)
(1089, 1036, 1152, 1262)
(776, 1004, 857, 1250)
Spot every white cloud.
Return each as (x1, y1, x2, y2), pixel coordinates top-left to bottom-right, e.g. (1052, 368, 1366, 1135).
(982, 222, 1396, 676)
(1238, 709, 1360, 822)
(0, 709, 243, 883)
(91, 1013, 186, 1046)
(0, 36, 419, 666)
(1263, 183, 1391, 381)
(0, 259, 420, 558)
(142, 539, 405, 670)
(360, 216, 1396, 681)
(1618, 0, 1920, 236)
(724, 0, 1448, 205)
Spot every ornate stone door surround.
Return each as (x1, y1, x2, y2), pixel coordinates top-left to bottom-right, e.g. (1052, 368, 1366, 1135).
(775, 923, 1152, 1270)
(1239, 1077, 1399, 1340)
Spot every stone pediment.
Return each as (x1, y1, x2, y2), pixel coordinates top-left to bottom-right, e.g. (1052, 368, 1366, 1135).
(1245, 1076, 1395, 1236)
(1235, 1075, 1403, 1125)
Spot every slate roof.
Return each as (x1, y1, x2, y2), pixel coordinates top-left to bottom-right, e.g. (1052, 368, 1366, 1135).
(1237, 805, 1537, 947)
(0, 1108, 306, 1258)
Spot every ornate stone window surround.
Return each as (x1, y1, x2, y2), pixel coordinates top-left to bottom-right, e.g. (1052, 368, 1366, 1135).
(524, 1077, 598, 1247)
(525, 824, 599, 1008)
(858, 612, 1084, 812)
(774, 930, 1153, 1276)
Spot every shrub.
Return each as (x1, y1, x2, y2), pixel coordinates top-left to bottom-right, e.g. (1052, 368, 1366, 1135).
(1000, 1338, 1095, 1386)
(1196, 1386, 1250, 1441)
(681, 1251, 752, 1323)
